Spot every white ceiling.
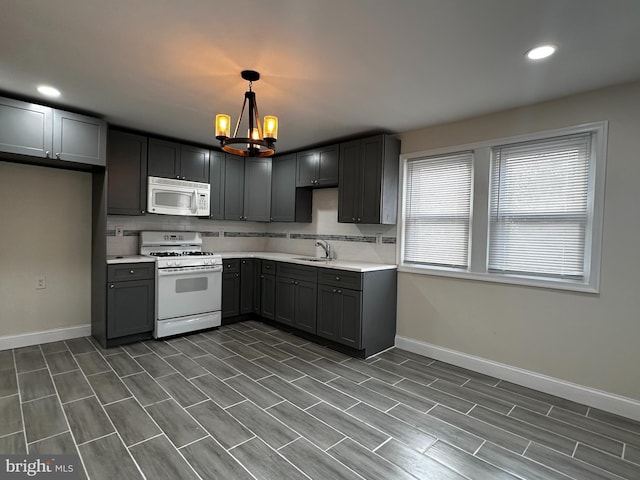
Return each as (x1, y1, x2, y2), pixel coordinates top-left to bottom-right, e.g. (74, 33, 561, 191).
(2, 0, 640, 153)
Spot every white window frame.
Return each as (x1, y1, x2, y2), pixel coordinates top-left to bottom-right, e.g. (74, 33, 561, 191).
(397, 121, 608, 293)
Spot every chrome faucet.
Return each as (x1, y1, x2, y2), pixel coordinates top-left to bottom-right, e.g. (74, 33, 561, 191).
(315, 240, 331, 259)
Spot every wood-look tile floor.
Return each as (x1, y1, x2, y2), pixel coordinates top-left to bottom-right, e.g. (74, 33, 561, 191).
(2, 320, 640, 479)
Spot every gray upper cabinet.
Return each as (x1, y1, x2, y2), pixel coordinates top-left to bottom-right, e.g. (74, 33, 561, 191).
(244, 157, 272, 222)
(107, 130, 148, 215)
(53, 109, 107, 166)
(338, 134, 400, 224)
(271, 153, 312, 223)
(0, 97, 52, 158)
(296, 144, 339, 187)
(148, 138, 210, 183)
(0, 96, 106, 167)
(223, 154, 245, 220)
(224, 154, 272, 222)
(208, 150, 225, 220)
(180, 144, 210, 183)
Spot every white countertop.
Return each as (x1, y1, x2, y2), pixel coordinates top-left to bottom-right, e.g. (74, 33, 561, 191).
(107, 255, 155, 265)
(219, 252, 396, 272)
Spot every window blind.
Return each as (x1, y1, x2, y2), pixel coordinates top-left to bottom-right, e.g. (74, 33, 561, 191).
(403, 152, 473, 268)
(488, 133, 592, 279)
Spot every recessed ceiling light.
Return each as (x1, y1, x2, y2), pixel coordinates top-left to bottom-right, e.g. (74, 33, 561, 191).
(526, 44, 557, 60)
(37, 85, 61, 98)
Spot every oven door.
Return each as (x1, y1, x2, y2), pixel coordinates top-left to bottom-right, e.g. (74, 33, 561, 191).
(157, 266, 222, 320)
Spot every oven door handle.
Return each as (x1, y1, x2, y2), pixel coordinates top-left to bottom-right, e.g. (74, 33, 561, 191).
(158, 265, 223, 276)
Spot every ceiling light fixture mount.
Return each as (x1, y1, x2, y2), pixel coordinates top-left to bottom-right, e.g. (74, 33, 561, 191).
(215, 70, 278, 158)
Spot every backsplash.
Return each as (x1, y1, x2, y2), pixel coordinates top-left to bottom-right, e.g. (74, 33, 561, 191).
(107, 188, 397, 263)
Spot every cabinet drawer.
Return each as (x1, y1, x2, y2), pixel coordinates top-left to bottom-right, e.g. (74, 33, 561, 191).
(277, 262, 317, 283)
(262, 260, 276, 274)
(107, 263, 155, 282)
(223, 259, 240, 273)
(318, 268, 362, 290)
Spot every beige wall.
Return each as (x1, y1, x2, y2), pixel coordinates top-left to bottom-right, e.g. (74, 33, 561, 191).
(398, 80, 640, 400)
(0, 162, 92, 337)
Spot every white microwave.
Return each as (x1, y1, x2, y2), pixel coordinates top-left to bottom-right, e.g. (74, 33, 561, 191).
(147, 176, 210, 216)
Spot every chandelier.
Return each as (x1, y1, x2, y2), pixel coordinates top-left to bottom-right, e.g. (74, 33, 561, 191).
(215, 70, 278, 157)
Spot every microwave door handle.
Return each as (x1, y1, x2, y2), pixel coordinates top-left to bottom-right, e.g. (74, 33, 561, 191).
(191, 190, 197, 214)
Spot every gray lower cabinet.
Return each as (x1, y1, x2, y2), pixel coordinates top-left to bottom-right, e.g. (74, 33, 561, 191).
(222, 258, 261, 319)
(338, 134, 400, 224)
(271, 153, 311, 222)
(107, 129, 148, 215)
(275, 263, 318, 334)
(317, 286, 362, 348)
(316, 268, 397, 356)
(0, 96, 106, 167)
(222, 260, 241, 319)
(106, 263, 154, 341)
(240, 259, 261, 315)
(260, 260, 276, 320)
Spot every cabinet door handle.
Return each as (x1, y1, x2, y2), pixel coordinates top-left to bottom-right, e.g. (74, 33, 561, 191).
(357, 217, 361, 222)
(242, 260, 246, 264)
(332, 289, 337, 293)
(129, 270, 135, 274)
(337, 290, 342, 294)
(109, 284, 115, 289)
(295, 281, 299, 285)
(260, 275, 264, 279)
(176, 175, 181, 179)
(265, 265, 270, 270)
(351, 217, 356, 221)
(235, 273, 239, 278)
(141, 210, 145, 214)
(45, 151, 50, 157)
(335, 276, 341, 281)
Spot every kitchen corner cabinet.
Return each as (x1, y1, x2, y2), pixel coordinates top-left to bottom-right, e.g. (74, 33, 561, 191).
(271, 153, 312, 222)
(148, 138, 210, 183)
(106, 263, 154, 342)
(224, 155, 272, 222)
(107, 130, 148, 215)
(316, 268, 396, 356)
(275, 263, 318, 334)
(338, 134, 400, 224)
(296, 144, 339, 187)
(0, 96, 107, 167)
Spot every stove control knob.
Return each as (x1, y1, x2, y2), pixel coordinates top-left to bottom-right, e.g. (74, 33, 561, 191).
(175, 260, 182, 267)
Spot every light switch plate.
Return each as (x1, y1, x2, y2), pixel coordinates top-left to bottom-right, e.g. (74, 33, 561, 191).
(115, 225, 124, 237)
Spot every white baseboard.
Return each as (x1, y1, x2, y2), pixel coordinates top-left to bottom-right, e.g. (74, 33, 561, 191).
(395, 335, 640, 423)
(0, 324, 91, 351)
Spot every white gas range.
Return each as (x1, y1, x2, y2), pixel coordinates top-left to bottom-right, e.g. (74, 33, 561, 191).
(140, 231, 222, 338)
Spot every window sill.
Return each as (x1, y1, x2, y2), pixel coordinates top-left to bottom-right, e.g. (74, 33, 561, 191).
(397, 264, 599, 294)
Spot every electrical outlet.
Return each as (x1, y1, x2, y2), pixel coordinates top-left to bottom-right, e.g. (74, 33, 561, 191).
(115, 225, 124, 237)
(36, 275, 46, 290)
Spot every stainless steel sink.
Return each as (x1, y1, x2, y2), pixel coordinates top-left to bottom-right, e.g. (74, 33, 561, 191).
(293, 257, 332, 262)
